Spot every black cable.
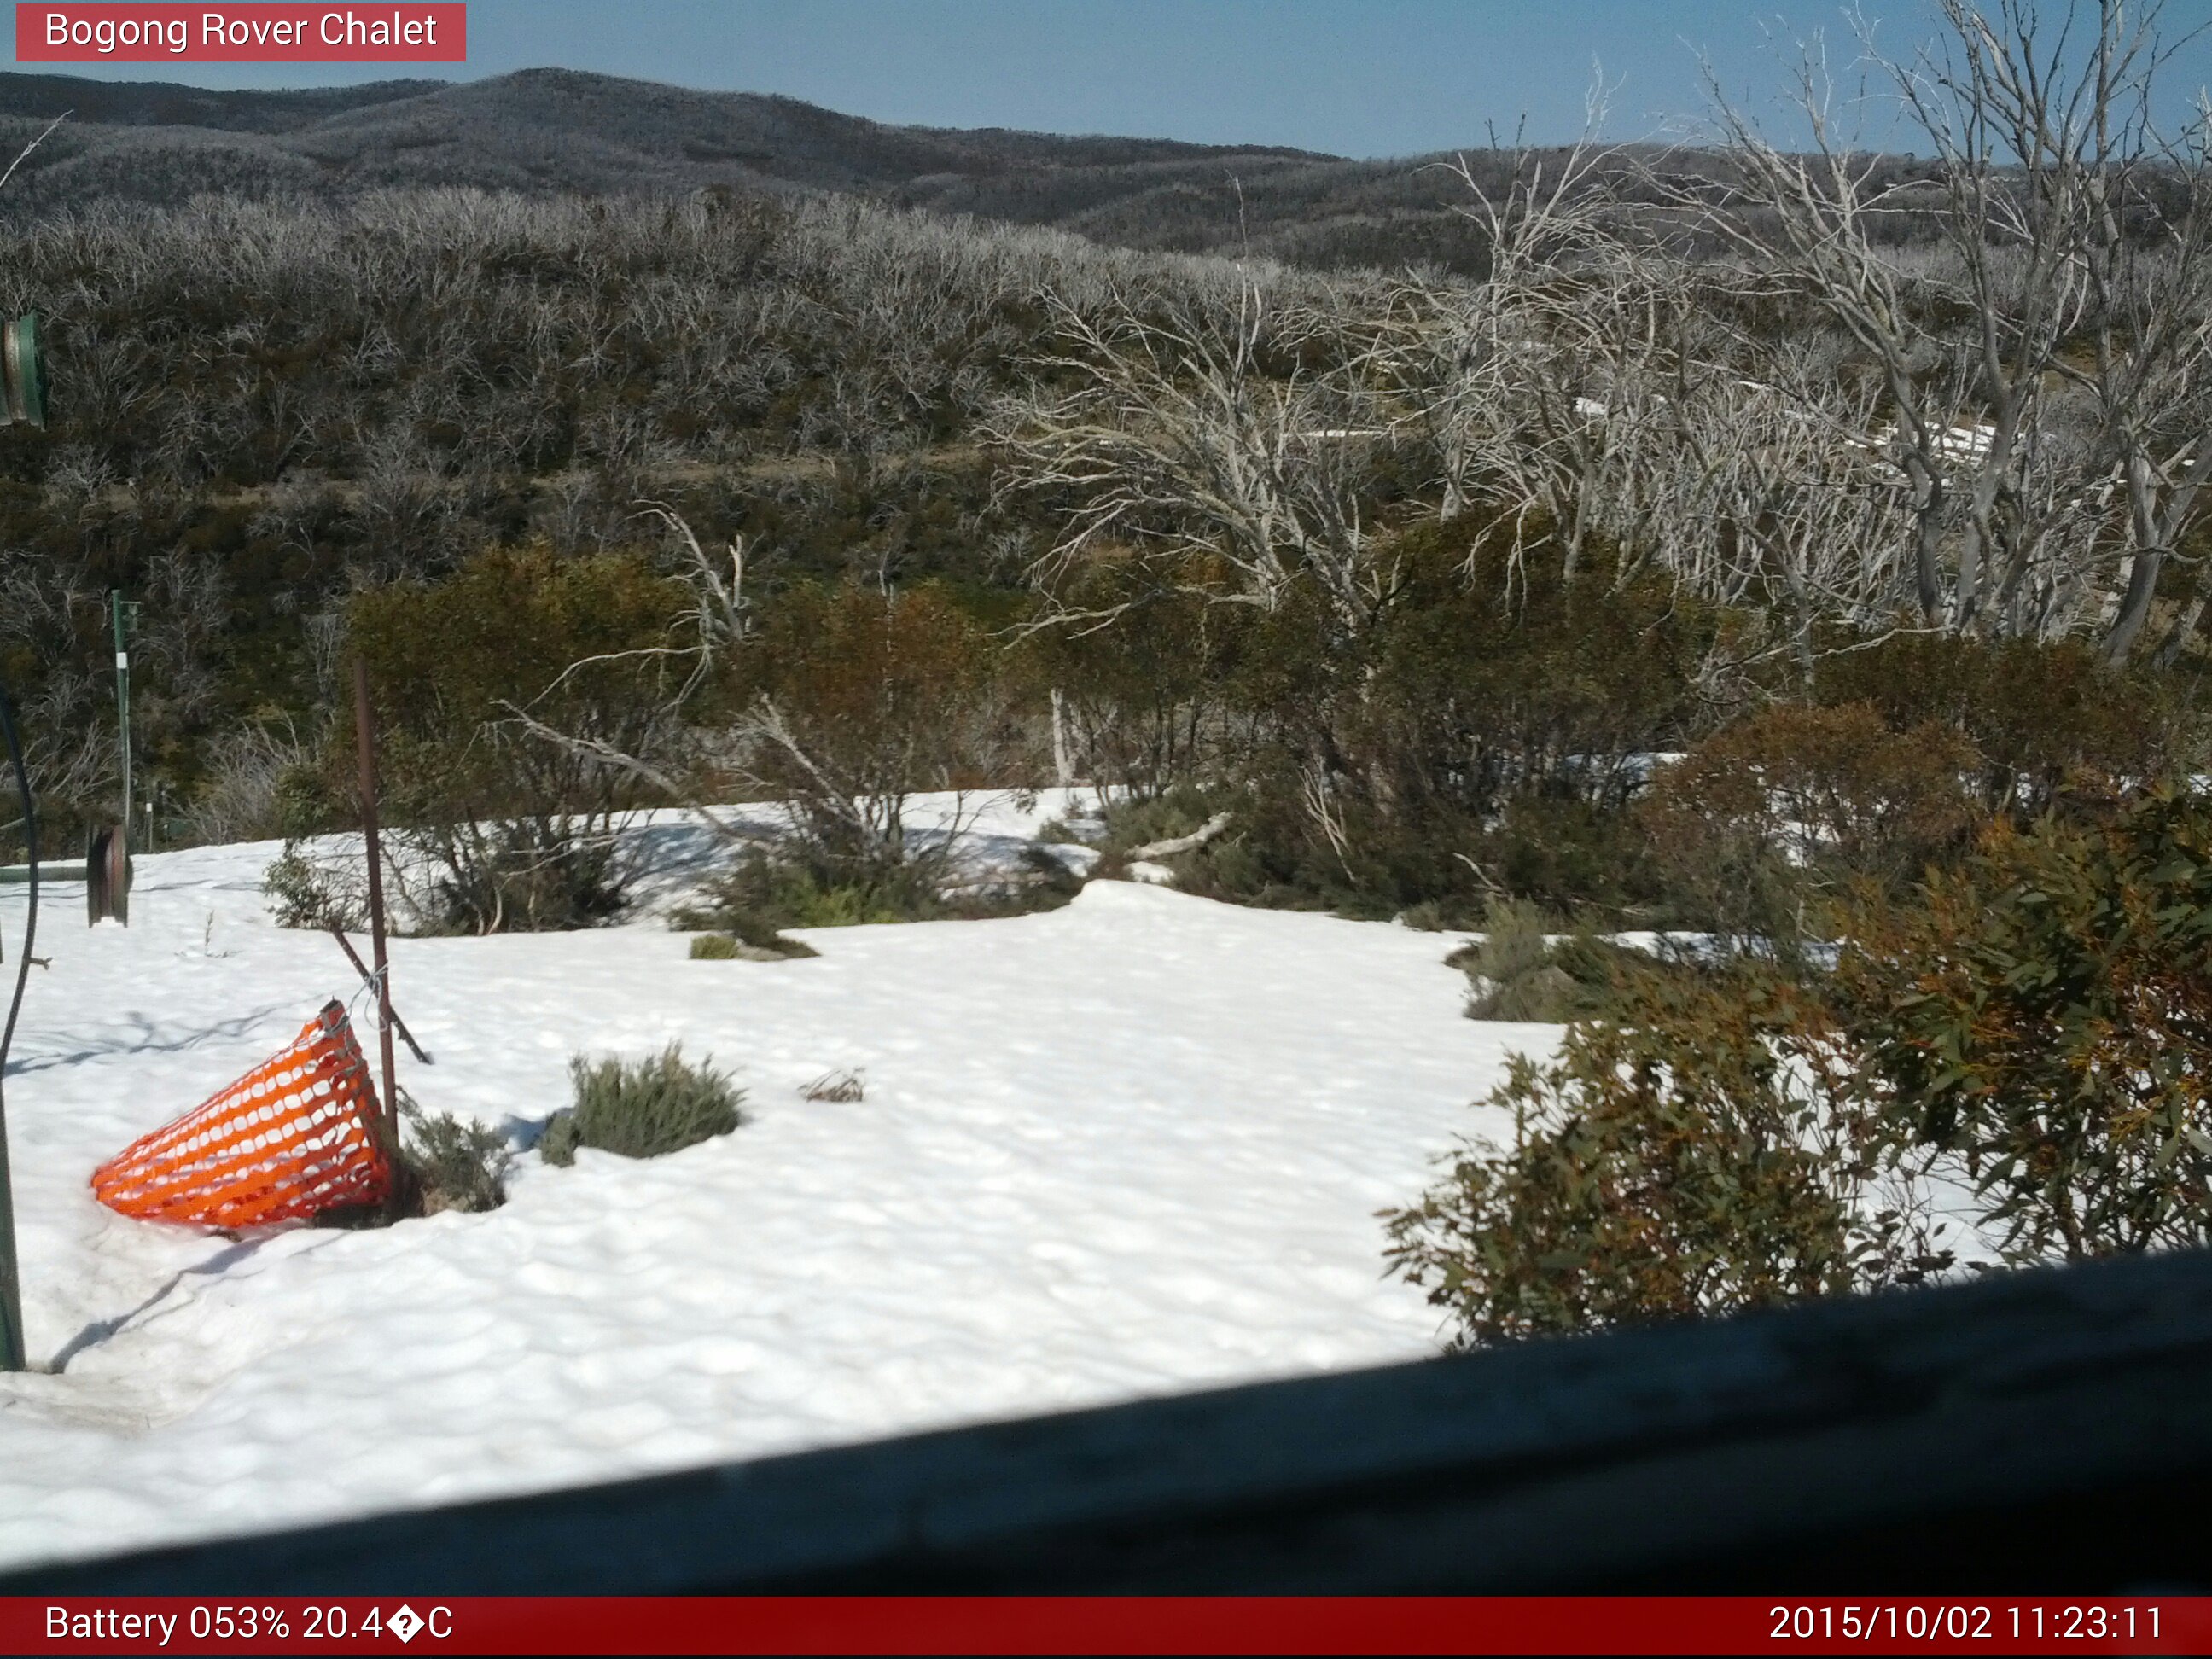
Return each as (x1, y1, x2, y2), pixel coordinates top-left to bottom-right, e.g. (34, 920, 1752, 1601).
(0, 678, 34, 1371)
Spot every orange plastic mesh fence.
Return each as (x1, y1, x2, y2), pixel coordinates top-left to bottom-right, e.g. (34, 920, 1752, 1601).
(91, 1000, 393, 1227)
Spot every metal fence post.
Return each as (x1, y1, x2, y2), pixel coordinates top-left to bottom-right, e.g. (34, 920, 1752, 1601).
(352, 657, 404, 1217)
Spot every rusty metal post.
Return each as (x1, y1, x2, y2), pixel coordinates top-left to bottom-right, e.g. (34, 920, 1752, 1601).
(352, 655, 403, 1214)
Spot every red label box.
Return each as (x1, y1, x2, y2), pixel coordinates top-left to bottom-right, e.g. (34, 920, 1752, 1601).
(15, 4, 466, 62)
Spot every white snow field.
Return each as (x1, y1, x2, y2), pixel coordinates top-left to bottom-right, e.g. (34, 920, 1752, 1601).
(0, 791, 1545, 1570)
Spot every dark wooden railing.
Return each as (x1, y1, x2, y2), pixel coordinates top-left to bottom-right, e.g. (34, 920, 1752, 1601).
(9, 1247, 2212, 1593)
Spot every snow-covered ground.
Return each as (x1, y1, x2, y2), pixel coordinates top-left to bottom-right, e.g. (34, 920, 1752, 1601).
(0, 790, 1543, 1571)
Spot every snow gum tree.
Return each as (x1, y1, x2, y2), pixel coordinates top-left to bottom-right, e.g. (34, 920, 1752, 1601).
(1693, 0, 2212, 656)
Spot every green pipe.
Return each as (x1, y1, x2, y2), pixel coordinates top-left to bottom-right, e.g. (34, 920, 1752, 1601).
(0, 864, 89, 885)
(111, 592, 135, 840)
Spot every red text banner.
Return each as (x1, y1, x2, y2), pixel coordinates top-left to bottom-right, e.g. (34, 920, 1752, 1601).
(3, 1596, 2211, 1655)
(15, 4, 465, 62)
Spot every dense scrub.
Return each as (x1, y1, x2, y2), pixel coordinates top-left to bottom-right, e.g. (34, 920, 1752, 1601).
(0, 186, 1349, 847)
(1389, 786, 2212, 1346)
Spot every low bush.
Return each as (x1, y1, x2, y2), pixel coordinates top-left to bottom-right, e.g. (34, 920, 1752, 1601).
(688, 928, 817, 961)
(1841, 783, 2212, 1261)
(674, 846, 944, 934)
(735, 579, 1016, 890)
(1383, 965, 1951, 1347)
(1809, 633, 2192, 812)
(675, 837, 1080, 937)
(1637, 702, 1980, 947)
(1388, 781, 2212, 1349)
(1474, 794, 1667, 923)
(397, 1097, 513, 1215)
(262, 843, 366, 932)
(542, 1045, 746, 1166)
(347, 546, 688, 934)
(1448, 900, 1625, 1023)
(307, 1091, 512, 1225)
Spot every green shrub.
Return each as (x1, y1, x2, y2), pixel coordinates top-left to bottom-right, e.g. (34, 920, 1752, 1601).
(1811, 633, 2190, 813)
(262, 842, 365, 931)
(417, 819, 632, 936)
(1637, 702, 1980, 946)
(1392, 782, 2212, 1347)
(343, 545, 693, 934)
(398, 1097, 513, 1215)
(674, 847, 940, 934)
(1384, 966, 1949, 1346)
(1448, 900, 1650, 1022)
(675, 839, 1078, 937)
(1012, 561, 1239, 799)
(308, 1091, 512, 1225)
(1452, 901, 1576, 1022)
(737, 579, 1012, 886)
(1476, 795, 1666, 923)
(543, 1045, 746, 1167)
(1842, 784, 2212, 1261)
(1058, 521, 1714, 927)
(690, 932, 742, 959)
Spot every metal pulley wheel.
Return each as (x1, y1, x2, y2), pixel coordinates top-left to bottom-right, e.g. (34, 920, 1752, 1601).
(84, 824, 129, 926)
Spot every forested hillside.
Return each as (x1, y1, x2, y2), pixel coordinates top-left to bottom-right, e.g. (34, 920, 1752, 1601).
(0, 68, 1493, 272)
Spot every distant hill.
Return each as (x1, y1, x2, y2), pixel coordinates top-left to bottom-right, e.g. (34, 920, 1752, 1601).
(0, 70, 448, 131)
(0, 67, 1493, 271)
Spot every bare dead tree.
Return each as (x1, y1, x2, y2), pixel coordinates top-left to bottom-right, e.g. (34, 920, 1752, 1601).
(1690, 0, 2212, 657)
(1387, 125, 1665, 582)
(995, 278, 1404, 641)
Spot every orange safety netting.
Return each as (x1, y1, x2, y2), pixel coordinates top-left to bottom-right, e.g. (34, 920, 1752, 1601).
(91, 1000, 393, 1227)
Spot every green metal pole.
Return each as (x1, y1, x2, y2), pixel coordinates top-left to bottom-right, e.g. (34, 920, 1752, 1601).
(0, 1066, 21, 1371)
(0, 864, 87, 885)
(0, 1082, 20, 1373)
(111, 591, 132, 843)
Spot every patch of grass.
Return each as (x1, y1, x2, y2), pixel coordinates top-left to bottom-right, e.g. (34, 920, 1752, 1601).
(690, 930, 818, 961)
(800, 1068, 866, 1102)
(543, 1045, 746, 1167)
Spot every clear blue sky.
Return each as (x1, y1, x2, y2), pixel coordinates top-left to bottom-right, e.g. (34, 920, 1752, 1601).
(18, 1, 2212, 160)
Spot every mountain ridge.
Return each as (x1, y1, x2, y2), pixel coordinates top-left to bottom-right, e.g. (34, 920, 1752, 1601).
(0, 67, 1491, 271)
